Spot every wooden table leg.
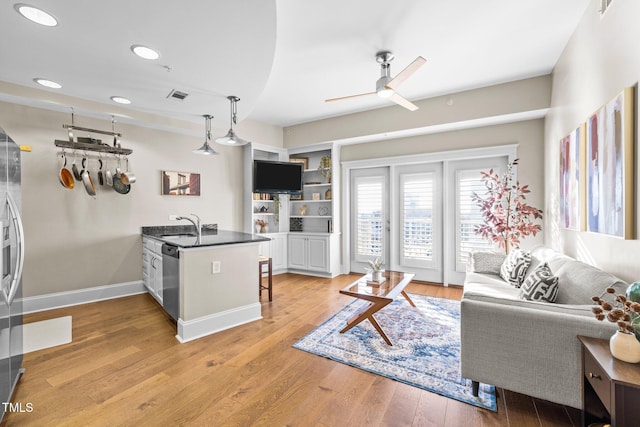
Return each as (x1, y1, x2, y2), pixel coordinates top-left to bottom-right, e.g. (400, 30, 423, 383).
(401, 290, 416, 307)
(339, 300, 394, 345)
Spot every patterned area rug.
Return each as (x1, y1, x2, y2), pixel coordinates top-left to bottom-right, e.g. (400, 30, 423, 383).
(293, 294, 497, 411)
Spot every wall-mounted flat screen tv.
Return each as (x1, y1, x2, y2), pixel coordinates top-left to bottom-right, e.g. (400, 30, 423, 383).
(253, 160, 303, 194)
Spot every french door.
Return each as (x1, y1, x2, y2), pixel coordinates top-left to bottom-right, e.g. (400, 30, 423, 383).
(347, 152, 509, 285)
(445, 158, 506, 284)
(350, 164, 442, 282)
(392, 163, 442, 282)
(350, 167, 389, 273)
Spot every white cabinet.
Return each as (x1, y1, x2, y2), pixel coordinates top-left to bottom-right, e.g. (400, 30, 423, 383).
(288, 234, 331, 273)
(257, 233, 287, 273)
(270, 233, 287, 271)
(142, 237, 163, 304)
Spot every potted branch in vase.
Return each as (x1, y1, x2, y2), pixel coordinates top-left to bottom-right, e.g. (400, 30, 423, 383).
(471, 159, 543, 254)
(255, 219, 268, 234)
(366, 257, 385, 284)
(592, 288, 640, 363)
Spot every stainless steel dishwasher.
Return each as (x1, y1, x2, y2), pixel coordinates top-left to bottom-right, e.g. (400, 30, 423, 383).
(161, 244, 180, 321)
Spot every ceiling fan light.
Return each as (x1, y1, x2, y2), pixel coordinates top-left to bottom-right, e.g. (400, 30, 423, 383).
(15, 4, 58, 27)
(377, 88, 394, 99)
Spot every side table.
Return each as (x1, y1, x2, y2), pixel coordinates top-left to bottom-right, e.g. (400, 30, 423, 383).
(579, 335, 640, 427)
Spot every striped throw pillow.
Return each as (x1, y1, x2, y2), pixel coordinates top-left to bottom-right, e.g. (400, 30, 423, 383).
(499, 249, 531, 288)
(520, 262, 559, 302)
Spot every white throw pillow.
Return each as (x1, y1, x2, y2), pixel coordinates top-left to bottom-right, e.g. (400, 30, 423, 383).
(500, 249, 532, 288)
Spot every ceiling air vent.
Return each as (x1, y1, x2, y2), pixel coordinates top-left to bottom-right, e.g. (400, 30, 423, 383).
(167, 89, 189, 101)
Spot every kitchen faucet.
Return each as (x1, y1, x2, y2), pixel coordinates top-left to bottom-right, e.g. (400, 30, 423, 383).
(175, 213, 201, 244)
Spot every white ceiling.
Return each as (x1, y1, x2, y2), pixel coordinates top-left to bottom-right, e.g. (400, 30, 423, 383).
(0, 0, 592, 130)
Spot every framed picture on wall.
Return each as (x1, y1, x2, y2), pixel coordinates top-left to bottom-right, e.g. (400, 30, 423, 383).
(161, 170, 201, 196)
(559, 123, 586, 231)
(585, 86, 635, 239)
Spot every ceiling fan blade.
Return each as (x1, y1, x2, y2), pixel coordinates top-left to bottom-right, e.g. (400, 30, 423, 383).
(387, 56, 426, 90)
(389, 93, 419, 111)
(325, 92, 376, 103)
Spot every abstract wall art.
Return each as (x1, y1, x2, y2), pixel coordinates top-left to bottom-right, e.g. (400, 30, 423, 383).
(559, 123, 586, 231)
(585, 86, 635, 239)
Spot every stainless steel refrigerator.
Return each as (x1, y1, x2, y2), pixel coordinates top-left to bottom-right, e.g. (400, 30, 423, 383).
(0, 127, 24, 421)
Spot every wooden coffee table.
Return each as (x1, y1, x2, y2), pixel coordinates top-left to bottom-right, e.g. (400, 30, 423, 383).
(338, 271, 416, 345)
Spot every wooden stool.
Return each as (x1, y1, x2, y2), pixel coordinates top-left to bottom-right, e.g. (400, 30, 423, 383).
(258, 256, 272, 301)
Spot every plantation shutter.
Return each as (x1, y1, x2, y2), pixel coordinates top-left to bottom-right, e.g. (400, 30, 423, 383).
(400, 172, 434, 268)
(456, 169, 497, 271)
(355, 175, 384, 259)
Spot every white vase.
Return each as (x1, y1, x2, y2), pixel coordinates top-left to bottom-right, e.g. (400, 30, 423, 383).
(609, 330, 640, 363)
(371, 271, 382, 282)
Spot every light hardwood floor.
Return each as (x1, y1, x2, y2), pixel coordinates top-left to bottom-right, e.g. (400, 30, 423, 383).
(4, 273, 581, 426)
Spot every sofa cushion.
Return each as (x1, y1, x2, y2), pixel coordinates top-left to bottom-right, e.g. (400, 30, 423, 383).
(527, 246, 628, 305)
(520, 262, 559, 302)
(462, 275, 595, 317)
(500, 249, 531, 288)
(468, 251, 505, 275)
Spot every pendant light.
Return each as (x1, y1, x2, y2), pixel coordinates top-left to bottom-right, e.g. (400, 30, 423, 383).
(215, 96, 249, 146)
(193, 115, 219, 155)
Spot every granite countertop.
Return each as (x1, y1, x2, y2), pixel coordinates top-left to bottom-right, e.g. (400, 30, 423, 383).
(142, 224, 270, 248)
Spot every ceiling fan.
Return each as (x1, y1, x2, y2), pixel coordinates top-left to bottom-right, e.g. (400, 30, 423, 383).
(325, 51, 426, 111)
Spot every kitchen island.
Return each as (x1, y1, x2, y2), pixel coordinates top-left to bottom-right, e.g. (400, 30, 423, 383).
(142, 225, 270, 343)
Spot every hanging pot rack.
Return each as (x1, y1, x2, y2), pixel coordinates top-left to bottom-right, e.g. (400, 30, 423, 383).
(54, 138, 132, 156)
(53, 112, 132, 155)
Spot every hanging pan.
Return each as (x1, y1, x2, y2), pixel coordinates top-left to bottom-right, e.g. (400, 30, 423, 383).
(97, 158, 104, 186)
(104, 158, 113, 186)
(112, 158, 130, 194)
(58, 153, 74, 189)
(71, 154, 82, 181)
(112, 174, 130, 194)
(120, 158, 136, 185)
(80, 158, 96, 196)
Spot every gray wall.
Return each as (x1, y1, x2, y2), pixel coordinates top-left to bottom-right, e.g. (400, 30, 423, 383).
(545, 0, 640, 283)
(0, 101, 282, 297)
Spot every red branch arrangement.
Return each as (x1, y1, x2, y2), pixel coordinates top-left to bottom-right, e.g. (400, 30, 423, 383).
(471, 159, 543, 254)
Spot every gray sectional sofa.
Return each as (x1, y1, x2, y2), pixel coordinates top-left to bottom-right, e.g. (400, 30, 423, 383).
(460, 246, 628, 409)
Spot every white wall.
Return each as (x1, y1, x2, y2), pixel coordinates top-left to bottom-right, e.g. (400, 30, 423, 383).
(0, 101, 282, 297)
(284, 78, 549, 251)
(545, 0, 640, 283)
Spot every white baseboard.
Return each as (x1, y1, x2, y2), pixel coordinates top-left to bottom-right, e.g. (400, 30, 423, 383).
(22, 280, 146, 314)
(176, 303, 262, 343)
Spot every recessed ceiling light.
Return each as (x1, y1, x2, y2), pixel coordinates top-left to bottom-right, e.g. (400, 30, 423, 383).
(33, 78, 62, 89)
(14, 4, 58, 27)
(131, 45, 160, 60)
(110, 96, 131, 105)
